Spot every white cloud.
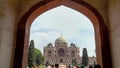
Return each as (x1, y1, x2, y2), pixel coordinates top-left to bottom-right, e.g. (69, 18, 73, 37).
(30, 5, 96, 57)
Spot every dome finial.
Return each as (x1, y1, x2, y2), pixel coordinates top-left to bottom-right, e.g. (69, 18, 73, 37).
(55, 34, 68, 44)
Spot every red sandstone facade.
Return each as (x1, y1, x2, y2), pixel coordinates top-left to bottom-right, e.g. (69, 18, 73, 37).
(44, 37, 96, 65)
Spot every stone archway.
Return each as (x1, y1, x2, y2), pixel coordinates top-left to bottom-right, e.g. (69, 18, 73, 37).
(13, 0, 112, 68)
(60, 59, 63, 63)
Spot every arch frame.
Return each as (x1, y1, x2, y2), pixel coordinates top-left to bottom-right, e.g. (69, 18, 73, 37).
(13, 0, 112, 68)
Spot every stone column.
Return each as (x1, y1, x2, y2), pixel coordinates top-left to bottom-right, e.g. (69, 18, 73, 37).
(109, 0, 120, 68)
(0, 0, 16, 68)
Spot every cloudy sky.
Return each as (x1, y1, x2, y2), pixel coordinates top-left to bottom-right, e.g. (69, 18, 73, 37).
(30, 5, 96, 57)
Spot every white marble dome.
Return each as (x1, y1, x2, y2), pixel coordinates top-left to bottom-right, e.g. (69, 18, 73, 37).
(55, 37, 68, 44)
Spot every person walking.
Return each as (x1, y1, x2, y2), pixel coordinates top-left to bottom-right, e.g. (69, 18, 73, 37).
(89, 66, 93, 68)
(94, 64, 101, 68)
(80, 66, 84, 68)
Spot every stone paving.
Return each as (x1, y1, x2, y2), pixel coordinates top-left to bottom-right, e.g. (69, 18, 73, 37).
(47, 64, 76, 68)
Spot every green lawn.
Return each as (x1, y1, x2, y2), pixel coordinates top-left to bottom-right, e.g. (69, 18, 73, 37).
(27, 65, 45, 68)
(39, 65, 45, 68)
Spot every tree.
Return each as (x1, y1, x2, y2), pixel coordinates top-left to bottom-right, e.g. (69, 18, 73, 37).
(35, 48, 42, 68)
(93, 61, 96, 67)
(41, 56, 45, 65)
(82, 48, 89, 67)
(28, 40, 36, 68)
(36, 54, 41, 68)
(35, 48, 42, 56)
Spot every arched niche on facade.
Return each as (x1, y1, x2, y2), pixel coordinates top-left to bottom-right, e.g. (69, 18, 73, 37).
(13, 0, 112, 68)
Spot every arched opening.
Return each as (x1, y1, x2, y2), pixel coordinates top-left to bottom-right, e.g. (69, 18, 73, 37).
(58, 48, 65, 57)
(13, 0, 112, 68)
(31, 5, 95, 58)
(60, 59, 63, 63)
